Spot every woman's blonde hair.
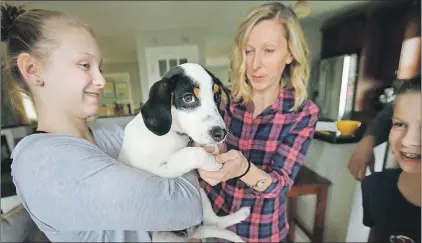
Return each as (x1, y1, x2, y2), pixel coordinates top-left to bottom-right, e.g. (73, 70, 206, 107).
(230, 2, 310, 111)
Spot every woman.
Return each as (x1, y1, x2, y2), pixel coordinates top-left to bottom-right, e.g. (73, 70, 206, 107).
(198, 2, 319, 242)
(361, 75, 420, 243)
(2, 4, 203, 242)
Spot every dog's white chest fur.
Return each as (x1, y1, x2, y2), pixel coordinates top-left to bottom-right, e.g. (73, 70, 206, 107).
(118, 115, 189, 173)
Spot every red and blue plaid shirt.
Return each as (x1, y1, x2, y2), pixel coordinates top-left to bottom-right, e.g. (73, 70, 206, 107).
(201, 87, 319, 242)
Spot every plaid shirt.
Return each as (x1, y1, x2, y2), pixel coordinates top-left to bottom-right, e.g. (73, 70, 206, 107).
(201, 87, 319, 242)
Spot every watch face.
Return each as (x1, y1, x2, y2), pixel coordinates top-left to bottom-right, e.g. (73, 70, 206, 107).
(256, 177, 267, 188)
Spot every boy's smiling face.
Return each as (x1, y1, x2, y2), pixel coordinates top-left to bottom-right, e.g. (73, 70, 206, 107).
(389, 92, 421, 174)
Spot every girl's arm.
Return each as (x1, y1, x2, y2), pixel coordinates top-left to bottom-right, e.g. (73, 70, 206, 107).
(11, 137, 203, 232)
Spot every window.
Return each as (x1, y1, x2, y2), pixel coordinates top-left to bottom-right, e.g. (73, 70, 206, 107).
(158, 57, 190, 77)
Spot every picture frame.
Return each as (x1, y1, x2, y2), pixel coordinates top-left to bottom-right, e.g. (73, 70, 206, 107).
(102, 80, 115, 98)
(100, 72, 134, 108)
(114, 82, 129, 99)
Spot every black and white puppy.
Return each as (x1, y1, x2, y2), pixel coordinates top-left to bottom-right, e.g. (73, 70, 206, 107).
(117, 63, 250, 242)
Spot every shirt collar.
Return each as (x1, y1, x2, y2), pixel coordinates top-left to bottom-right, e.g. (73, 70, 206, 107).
(232, 87, 296, 114)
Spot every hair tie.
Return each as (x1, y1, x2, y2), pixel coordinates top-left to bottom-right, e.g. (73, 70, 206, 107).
(234, 160, 251, 180)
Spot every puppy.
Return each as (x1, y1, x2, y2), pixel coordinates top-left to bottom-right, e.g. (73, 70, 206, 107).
(117, 63, 250, 242)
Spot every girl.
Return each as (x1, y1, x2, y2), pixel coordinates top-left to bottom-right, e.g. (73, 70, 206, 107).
(361, 74, 421, 243)
(2, 4, 204, 242)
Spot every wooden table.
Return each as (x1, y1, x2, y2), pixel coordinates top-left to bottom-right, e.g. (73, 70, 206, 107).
(287, 166, 331, 242)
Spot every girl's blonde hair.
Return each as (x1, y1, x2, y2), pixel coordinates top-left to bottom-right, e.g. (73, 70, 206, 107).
(230, 2, 310, 111)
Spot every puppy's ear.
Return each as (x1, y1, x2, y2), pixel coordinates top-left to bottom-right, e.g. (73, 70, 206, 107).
(141, 79, 173, 136)
(203, 67, 232, 116)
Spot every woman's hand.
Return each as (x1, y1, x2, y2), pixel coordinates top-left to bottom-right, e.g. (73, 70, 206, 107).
(193, 142, 226, 155)
(198, 149, 249, 186)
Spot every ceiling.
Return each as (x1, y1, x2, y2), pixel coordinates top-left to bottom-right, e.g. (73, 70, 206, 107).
(9, 1, 369, 63)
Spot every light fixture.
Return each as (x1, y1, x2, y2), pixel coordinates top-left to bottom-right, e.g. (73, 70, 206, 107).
(293, 0, 310, 19)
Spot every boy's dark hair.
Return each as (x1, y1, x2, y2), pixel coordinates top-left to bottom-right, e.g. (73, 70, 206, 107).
(396, 73, 421, 97)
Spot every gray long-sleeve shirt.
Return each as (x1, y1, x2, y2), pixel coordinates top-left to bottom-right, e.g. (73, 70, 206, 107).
(10, 123, 202, 242)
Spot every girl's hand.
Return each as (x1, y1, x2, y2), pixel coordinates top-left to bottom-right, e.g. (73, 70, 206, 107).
(198, 149, 249, 186)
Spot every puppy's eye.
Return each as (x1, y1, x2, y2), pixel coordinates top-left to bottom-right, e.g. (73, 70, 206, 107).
(183, 94, 195, 103)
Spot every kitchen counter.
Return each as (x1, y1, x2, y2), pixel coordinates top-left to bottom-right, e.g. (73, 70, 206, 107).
(313, 119, 367, 144)
(1, 114, 137, 129)
(313, 131, 363, 144)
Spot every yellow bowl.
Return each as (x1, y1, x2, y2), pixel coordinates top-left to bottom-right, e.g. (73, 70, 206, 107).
(335, 120, 361, 136)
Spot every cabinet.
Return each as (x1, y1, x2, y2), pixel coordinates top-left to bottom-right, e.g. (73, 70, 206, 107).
(321, 12, 367, 58)
(363, 4, 409, 82)
(320, 0, 419, 118)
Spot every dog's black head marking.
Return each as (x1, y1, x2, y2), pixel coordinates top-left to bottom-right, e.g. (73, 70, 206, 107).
(171, 74, 201, 112)
(140, 78, 173, 136)
(141, 66, 202, 136)
(202, 66, 232, 117)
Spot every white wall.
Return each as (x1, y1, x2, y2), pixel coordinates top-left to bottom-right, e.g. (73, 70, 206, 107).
(300, 16, 326, 98)
(136, 27, 208, 103)
(206, 66, 231, 86)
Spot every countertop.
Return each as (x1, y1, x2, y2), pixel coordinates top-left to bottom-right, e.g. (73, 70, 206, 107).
(313, 131, 363, 144)
(313, 118, 367, 144)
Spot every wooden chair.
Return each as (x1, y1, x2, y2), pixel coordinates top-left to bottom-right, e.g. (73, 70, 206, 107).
(287, 166, 331, 242)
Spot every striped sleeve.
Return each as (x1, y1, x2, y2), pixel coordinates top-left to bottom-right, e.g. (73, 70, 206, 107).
(252, 102, 319, 198)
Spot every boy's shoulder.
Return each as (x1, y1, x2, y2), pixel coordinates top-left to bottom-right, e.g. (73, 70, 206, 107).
(362, 168, 401, 196)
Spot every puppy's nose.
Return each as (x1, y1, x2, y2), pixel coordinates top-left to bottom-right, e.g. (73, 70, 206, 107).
(209, 126, 227, 142)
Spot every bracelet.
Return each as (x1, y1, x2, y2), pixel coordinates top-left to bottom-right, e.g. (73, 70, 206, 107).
(235, 160, 251, 179)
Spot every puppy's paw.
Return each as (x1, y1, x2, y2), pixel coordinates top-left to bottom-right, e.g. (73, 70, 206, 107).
(217, 206, 251, 228)
(196, 150, 222, 171)
(200, 159, 223, 171)
(237, 207, 251, 220)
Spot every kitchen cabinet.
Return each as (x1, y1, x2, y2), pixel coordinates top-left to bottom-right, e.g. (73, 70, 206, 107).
(319, 0, 420, 118)
(363, 4, 410, 82)
(321, 11, 367, 59)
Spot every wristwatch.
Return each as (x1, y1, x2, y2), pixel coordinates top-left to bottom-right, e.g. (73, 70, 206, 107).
(248, 175, 267, 190)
